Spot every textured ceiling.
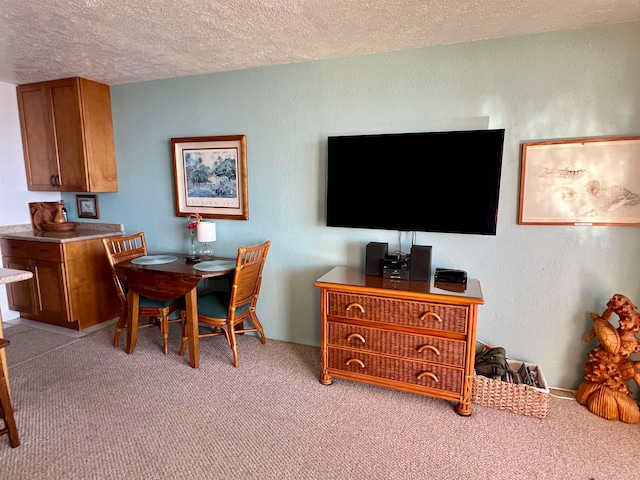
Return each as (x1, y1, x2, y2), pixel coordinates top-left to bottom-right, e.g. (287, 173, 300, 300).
(2, 0, 640, 86)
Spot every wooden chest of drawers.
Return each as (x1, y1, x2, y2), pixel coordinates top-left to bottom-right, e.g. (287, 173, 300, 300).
(314, 266, 484, 416)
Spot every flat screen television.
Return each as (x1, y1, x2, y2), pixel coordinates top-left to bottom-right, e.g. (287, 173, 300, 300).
(326, 129, 505, 235)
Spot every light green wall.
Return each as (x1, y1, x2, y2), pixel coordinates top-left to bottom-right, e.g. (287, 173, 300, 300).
(67, 22, 640, 391)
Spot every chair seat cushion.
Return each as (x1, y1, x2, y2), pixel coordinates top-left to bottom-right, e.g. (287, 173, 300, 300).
(139, 296, 181, 308)
(197, 291, 250, 318)
(122, 283, 180, 308)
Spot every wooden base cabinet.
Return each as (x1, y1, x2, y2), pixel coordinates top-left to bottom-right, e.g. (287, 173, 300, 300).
(1, 238, 120, 330)
(314, 266, 484, 416)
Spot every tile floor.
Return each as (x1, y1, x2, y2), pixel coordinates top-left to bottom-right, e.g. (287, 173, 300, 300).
(2, 317, 116, 367)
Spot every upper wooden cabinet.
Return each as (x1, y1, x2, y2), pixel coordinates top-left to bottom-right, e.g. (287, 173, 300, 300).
(16, 77, 118, 192)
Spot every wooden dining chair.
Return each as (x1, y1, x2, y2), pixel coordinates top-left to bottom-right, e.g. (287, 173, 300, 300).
(102, 233, 184, 354)
(179, 240, 271, 367)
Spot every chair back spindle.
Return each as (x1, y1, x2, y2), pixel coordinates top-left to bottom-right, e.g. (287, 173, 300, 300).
(102, 233, 147, 305)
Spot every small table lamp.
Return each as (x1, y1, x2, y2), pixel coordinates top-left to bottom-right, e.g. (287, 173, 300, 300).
(197, 221, 216, 259)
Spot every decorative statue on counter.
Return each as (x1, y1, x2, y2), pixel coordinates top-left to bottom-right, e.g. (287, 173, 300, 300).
(576, 294, 640, 423)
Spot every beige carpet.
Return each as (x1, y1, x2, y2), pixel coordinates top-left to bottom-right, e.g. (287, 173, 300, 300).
(0, 324, 638, 479)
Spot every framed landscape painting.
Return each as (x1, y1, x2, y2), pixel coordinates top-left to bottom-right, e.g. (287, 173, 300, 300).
(519, 136, 640, 226)
(172, 135, 248, 220)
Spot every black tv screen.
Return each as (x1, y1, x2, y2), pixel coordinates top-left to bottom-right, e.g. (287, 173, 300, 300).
(326, 129, 505, 235)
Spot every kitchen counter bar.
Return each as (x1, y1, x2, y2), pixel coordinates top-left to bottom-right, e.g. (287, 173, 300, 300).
(0, 268, 33, 285)
(0, 223, 124, 243)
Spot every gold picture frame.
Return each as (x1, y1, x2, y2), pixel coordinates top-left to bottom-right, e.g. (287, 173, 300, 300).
(172, 135, 248, 220)
(518, 136, 640, 226)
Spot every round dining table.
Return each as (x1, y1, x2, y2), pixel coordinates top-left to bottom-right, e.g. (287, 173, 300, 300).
(114, 253, 235, 368)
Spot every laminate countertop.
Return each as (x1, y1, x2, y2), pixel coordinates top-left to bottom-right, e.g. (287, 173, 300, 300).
(0, 223, 124, 244)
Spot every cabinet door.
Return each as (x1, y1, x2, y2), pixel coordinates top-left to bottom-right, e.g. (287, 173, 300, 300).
(33, 260, 70, 322)
(17, 77, 118, 193)
(49, 79, 87, 191)
(1, 257, 37, 317)
(16, 83, 59, 191)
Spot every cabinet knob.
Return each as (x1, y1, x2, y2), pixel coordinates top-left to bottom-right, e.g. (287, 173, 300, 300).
(50, 175, 56, 187)
(417, 371, 439, 383)
(346, 303, 365, 314)
(346, 333, 366, 343)
(420, 311, 442, 323)
(345, 358, 365, 368)
(417, 344, 440, 356)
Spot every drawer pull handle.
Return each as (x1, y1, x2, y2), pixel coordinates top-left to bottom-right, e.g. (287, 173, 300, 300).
(346, 303, 365, 314)
(417, 371, 439, 382)
(417, 344, 440, 356)
(420, 311, 442, 323)
(345, 358, 365, 368)
(346, 333, 366, 343)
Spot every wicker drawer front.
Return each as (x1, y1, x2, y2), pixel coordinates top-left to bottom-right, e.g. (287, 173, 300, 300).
(0, 239, 63, 262)
(327, 321, 466, 367)
(327, 291, 468, 334)
(328, 348, 463, 394)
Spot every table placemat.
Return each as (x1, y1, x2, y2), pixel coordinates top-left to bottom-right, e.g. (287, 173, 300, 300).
(193, 260, 236, 272)
(131, 255, 178, 265)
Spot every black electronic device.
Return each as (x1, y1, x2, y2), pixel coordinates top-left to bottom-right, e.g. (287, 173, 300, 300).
(409, 245, 431, 282)
(326, 129, 505, 235)
(434, 281, 467, 293)
(434, 268, 467, 284)
(382, 254, 410, 280)
(365, 242, 388, 276)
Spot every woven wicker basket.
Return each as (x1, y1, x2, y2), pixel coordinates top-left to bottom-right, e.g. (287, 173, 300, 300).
(472, 360, 549, 418)
(42, 221, 77, 232)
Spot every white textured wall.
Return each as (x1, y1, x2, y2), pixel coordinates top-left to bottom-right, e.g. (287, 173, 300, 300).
(0, 82, 58, 321)
(3, 22, 639, 394)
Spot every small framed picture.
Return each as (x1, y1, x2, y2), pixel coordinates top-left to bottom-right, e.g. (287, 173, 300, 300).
(76, 194, 99, 219)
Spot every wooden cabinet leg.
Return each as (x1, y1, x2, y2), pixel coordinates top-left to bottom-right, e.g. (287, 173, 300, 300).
(455, 375, 474, 416)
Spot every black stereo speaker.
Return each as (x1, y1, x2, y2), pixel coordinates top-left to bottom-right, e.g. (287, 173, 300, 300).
(409, 245, 432, 282)
(365, 242, 388, 276)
